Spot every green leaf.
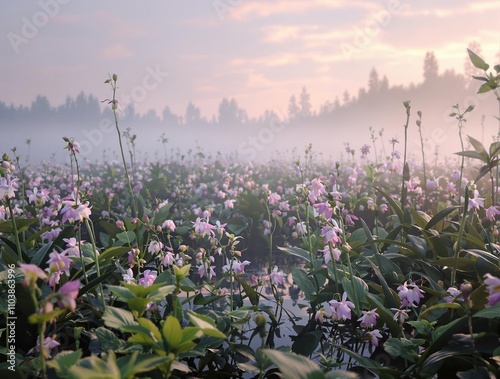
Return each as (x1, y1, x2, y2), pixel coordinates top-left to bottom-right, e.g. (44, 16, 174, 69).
(162, 315, 183, 351)
(279, 246, 311, 263)
(0, 218, 37, 234)
(263, 349, 324, 379)
(235, 275, 259, 306)
(102, 306, 137, 331)
(95, 327, 126, 351)
(118, 353, 170, 376)
(188, 311, 226, 339)
(116, 231, 136, 244)
(467, 135, 489, 159)
(472, 303, 500, 319)
(98, 246, 130, 262)
(455, 150, 487, 161)
(106, 284, 135, 301)
(468, 49, 489, 71)
(48, 349, 82, 377)
(292, 267, 317, 300)
(291, 331, 322, 356)
(425, 206, 459, 230)
(419, 302, 462, 322)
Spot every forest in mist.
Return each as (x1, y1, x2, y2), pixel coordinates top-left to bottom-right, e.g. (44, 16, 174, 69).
(0, 51, 498, 164)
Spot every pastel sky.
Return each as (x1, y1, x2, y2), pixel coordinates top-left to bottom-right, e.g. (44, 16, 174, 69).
(1, 0, 499, 119)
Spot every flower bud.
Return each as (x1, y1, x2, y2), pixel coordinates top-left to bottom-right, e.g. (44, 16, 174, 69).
(460, 282, 473, 302)
(112, 73, 118, 82)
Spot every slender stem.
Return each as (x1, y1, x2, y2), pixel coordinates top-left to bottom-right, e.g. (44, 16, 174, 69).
(6, 197, 23, 262)
(451, 187, 469, 286)
(39, 321, 47, 379)
(109, 77, 137, 217)
(85, 219, 106, 310)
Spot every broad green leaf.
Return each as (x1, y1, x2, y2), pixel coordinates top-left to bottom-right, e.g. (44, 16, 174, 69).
(47, 349, 82, 377)
(467, 49, 489, 71)
(425, 206, 460, 230)
(94, 327, 126, 351)
(419, 302, 462, 321)
(291, 331, 322, 356)
(263, 349, 324, 379)
(279, 246, 311, 263)
(0, 218, 37, 234)
(106, 284, 135, 301)
(162, 315, 183, 350)
(98, 246, 130, 262)
(116, 231, 136, 244)
(188, 311, 226, 339)
(102, 306, 137, 331)
(472, 303, 500, 319)
(235, 275, 259, 306)
(118, 353, 170, 375)
(292, 267, 317, 300)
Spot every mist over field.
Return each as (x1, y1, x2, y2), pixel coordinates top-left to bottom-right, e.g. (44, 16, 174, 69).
(1, 64, 498, 167)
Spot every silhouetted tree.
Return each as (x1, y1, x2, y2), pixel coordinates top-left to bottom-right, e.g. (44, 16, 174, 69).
(288, 95, 299, 121)
(423, 51, 439, 82)
(298, 86, 312, 118)
(185, 102, 201, 125)
(368, 68, 380, 92)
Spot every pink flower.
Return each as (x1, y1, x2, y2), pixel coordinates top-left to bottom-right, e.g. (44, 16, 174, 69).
(269, 266, 286, 286)
(322, 245, 341, 264)
(161, 251, 175, 267)
(122, 268, 134, 283)
(486, 206, 500, 222)
(330, 292, 355, 321)
(138, 270, 157, 287)
(0, 175, 19, 199)
(467, 190, 484, 212)
(47, 250, 72, 277)
(197, 263, 216, 279)
(62, 237, 83, 258)
(147, 240, 164, 255)
(358, 308, 379, 328)
(20, 263, 47, 286)
(57, 280, 80, 311)
(397, 281, 424, 307)
(391, 308, 409, 324)
(364, 329, 382, 347)
(320, 223, 341, 245)
(193, 217, 215, 237)
(60, 192, 91, 223)
(222, 259, 251, 275)
(162, 219, 176, 232)
(314, 202, 333, 220)
(360, 144, 371, 156)
(484, 274, 500, 307)
(268, 192, 281, 205)
(28, 336, 60, 356)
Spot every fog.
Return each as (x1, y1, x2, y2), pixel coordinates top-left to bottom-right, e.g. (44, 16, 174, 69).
(1, 72, 498, 168)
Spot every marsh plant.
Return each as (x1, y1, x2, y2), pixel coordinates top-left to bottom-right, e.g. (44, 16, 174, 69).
(0, 51, 499, 379)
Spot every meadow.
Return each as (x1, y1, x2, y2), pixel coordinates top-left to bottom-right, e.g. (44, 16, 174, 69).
(0, 50, 499, 379)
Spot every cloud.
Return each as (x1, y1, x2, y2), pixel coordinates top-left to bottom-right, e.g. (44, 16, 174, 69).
(101, 43, 135, 60)
(230, 0, 378, 19)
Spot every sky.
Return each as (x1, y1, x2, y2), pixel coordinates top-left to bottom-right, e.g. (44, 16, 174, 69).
(1, 0, 499, 121)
